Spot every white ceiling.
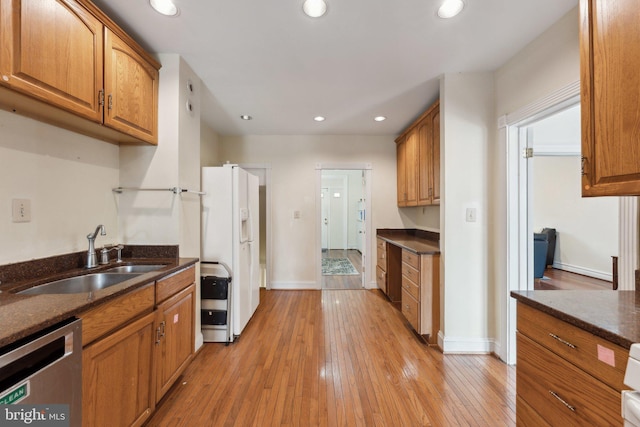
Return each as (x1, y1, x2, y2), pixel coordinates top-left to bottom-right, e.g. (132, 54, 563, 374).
(91, 0, 578, 136)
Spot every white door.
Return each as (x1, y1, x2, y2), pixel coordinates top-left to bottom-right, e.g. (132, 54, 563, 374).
(321, 187, 330, 250)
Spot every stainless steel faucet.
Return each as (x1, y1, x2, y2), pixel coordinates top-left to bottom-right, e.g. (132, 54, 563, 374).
(86, 225, 106, 268)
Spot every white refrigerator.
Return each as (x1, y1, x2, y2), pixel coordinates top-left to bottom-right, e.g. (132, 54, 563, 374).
(201, 164, 260, 341)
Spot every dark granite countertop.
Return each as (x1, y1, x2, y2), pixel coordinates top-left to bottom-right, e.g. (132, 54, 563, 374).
(377, 229, 440, 255)
(511, 290, 640, 350)
(0, 248, 198, 349)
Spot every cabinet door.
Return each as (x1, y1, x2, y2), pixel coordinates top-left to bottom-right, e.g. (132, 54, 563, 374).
(83, 312, 156, 427)
(404, 129, 419, 206)
(418, 120, 433, 206)
(156, 284, 195, 403)
(396, 138, 407, 206)
(104, 28, 158, 144)
(431, 106, 441, 204)
(581, 0, 640, 196)
(0, 0, 103, 121)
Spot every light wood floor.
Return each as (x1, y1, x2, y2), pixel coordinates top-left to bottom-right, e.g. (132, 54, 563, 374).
(146, 289, 516, 426)
(322, 249, 363, 290)
(534, 268, 613, 290)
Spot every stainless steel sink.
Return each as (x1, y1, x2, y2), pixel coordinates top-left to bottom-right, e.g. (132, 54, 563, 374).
(102, 264, 166, 273)
(18, 273, 140, 295)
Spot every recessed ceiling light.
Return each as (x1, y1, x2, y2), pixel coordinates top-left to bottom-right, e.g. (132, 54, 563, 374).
(303, 0, 327, 18)
(437, 0, 464, 18)
(240, 115, 252, 120)
(314, 116, 326, 122)
(150, 0, 179, 16)
(374, 116, 386, 122)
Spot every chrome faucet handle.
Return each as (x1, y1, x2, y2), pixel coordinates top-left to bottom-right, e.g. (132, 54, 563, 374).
(99, 247, 110, 265)
(99, 244, 125, 264)
(115, 245, 124, 263)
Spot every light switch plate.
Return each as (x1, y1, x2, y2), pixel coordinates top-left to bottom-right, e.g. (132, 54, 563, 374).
(466, 207, 477, 222)
(12, 199, 31, 223)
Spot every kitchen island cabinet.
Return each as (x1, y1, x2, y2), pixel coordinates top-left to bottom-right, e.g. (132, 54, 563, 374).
(0, 0, 159, 145)
(511, 291, 637, 426)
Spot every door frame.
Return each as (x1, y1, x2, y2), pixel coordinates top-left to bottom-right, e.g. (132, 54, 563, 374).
(500, 80, 637, 364)
(315, 163, 372, 289)
(238, 163, 272, 290)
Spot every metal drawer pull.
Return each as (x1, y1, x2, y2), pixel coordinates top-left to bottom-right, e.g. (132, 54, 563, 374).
(549, 390, 576, 412)
(549, 333, 576, 349)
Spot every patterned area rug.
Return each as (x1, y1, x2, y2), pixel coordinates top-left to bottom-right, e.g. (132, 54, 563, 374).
(322, 258, 359, 275)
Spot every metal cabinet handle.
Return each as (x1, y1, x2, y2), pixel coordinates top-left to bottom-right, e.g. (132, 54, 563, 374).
(160, 320, 166, 338)
(155, 327, 162, 345)
(108, 94, 113, 111)
(549, 333, 576, 349)
(581, 156, 587, 176)
(549, 390, 575, 412)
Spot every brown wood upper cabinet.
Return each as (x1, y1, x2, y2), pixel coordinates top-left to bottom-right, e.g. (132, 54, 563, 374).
(0, 0, 159, 145)
(580, 0, 640, 196)
(396, 99, 440, 207)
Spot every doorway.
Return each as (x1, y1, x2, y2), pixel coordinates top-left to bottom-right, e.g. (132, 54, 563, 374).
(316, 163, 372, 290)
(501, 81, 634, 364)
(240, 164, 271, 290)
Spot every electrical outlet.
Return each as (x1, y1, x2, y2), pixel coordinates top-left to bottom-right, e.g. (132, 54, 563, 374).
(12, 199, 31, 223)
(293, 210, 301, 219)
(466, 207, 477, 223)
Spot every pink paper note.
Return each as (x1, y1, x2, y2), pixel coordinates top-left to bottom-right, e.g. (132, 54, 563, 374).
(597, 344, 615, 367)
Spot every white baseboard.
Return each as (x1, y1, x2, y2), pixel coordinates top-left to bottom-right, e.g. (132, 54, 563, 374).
(270, 281, 319, 290)
(552, 262, 612, 282)
(366, 280, 379, 290)
(440, 334, 494, 354)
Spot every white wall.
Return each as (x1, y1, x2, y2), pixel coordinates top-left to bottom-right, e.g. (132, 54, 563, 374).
(532, 156, 618, 280)
(492, 6, 580, 359)
(0, 110, 119, 264)
(200, 123, 221, 167)
(216, 135, 403, 288)
(119, 54, 204, 348)
(440, 72, 495, 353)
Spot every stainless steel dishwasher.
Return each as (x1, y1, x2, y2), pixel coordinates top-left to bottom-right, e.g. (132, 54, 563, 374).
(0, 318, 81, 427)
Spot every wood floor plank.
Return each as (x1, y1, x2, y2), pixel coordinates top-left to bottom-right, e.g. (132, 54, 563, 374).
(146, 289, 516, 426)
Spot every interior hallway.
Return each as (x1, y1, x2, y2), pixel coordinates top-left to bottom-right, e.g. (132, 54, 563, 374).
(147, 289, 516, 426)
(322, 249, 363, 290)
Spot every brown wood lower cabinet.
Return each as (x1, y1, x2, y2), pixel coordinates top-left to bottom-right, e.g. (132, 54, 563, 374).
(83, 312, 156, 427)
(155, 283, 195, 402)
(80, 265, 196, 427)
(516, 302, 625, 426)
(400, 249, 439, 343)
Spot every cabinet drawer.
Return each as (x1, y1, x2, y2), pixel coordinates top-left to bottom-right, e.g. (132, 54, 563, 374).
(156, 266, 195, 304)
(79, 282, 155, 346)
(517, 333, 621, 427)
(376, 265, 386, 294)
(517, 302, 627, 391)
(376, 238, 386, 252)
(401, 275, 419, 301)
(401, 250, 419, 269)
(377, 249, 387, 271)
(516, 395, 551, 427)
(402, 262, 419, 284)
(401, 289, 419, 331)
